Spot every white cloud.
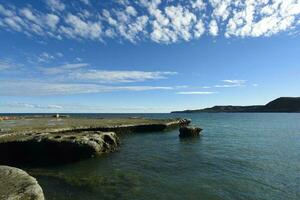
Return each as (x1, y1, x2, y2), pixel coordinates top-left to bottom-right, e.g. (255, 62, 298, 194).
(194, 20, 205, 38)
(38, 62, 177, 83)
(0, 59, 13, 70)
(20, 8, 38, 23)
(60, 13, 102, 40)
(33, 52, 64, 63)
(0, 81, 174, 96)
(209, 19, 219, 36)
(56, 52, 63, 57)
(8, 102, 63, 109)
(3, 17, 23, 31)
(46, 0, 65, 11)
(69, 70, 177, 83)
(80, 0, 90, 6)
(214, 84, 243, 88)
(40, 63, 89, 74)
(148, 4, 203, 43)
(45, 14, 60, 29)
(192, 0, 206, 10)
(210, 0, 231, 21)
(176, 91, 217, 95)
(126, 6, 137, 16)
(222, 80, 246, 84)
(225, 0, 300, 38)
(0, 1, 300, 43)
(214, 79, 247, 88)
(0, 4, 13, 17)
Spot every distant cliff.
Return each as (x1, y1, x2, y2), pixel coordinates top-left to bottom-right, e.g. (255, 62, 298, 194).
(171, 97, 300, 113)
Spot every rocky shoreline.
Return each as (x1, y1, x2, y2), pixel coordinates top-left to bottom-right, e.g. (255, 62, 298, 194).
(0, 131, 120, 166)
(0, 117, 190, 166)
(0, 116, 191, 199)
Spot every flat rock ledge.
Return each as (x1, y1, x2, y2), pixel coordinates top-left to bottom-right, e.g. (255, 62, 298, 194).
(1, 118, 191, 135)
(0, 131, 120, 166)
(0, 165, 44, 200)
(77, 118, 192, 134)
(179, 126, 203, 138)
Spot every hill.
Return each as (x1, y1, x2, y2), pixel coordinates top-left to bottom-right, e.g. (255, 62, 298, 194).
(171, 97, 300, 113)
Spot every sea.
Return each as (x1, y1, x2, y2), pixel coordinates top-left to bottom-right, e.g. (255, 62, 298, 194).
(2, 113, 300, 200)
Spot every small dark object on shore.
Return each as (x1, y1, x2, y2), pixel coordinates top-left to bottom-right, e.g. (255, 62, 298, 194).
(179, 126, 202, 138)
(52, 114, 69, 118)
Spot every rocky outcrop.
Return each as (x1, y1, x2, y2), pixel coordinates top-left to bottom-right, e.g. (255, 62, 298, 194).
(0, 117, 190, 166)
(179, 126, 202, 138)
(0, 165, 44, 200)
(0, 131, 119, 166)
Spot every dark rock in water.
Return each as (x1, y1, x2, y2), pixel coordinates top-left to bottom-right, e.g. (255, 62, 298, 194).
(0, 165, 44, 200)
(179, 126, 202, 138)
(0, 131, 120, 166)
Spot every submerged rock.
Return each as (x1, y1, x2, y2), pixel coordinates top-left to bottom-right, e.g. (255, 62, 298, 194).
(0, 131, 120, 166)
(0, 165, 44, 200)
(179, 126, 202, 138)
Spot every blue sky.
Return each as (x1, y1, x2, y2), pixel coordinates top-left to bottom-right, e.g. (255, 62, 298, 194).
(0, 0, 300, 113)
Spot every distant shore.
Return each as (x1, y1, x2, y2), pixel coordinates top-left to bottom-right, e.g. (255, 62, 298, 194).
(171, 97, 300, 113)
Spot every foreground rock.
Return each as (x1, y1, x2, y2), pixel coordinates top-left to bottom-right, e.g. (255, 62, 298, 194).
(179, 126, 202, 138)
(0, 131, 119, 166)
(0, 165, 44, 200)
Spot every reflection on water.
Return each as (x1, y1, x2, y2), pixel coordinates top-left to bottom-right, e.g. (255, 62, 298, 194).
(20, 113, 300, 200)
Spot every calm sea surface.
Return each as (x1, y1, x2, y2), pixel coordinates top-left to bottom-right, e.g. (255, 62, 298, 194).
(11, 113, 300, 200)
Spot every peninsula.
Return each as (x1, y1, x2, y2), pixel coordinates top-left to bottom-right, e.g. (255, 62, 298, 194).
(0, 116, 190, 166)
(171, 97, 300, 113)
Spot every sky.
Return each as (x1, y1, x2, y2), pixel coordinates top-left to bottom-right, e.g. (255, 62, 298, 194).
(0, 0, 300, 113)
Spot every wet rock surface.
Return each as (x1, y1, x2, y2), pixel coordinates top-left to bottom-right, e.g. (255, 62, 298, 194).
(0, 165, 44, 200)
(179, 126, 202, 138)
(0, 131, 120, 166)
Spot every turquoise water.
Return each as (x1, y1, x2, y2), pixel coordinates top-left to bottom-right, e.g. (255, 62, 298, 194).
(30, 113, 300, 200)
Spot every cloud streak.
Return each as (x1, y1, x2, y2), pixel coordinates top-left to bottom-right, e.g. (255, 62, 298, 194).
(69, 70, 177, 83)
(6, 102, 63, 109)
(40, 63, 89, 74)
(214, 79, 247, 88)
(176, 91, 217, 95)
(0, 81, 175, 96)
(38, 63, 177, 83)
(0, 60, 12, 70)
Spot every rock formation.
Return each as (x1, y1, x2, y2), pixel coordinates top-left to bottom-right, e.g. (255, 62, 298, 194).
(179, 126, 202, 138)
(0, 117, 190, 166)
(0, 165, 44, 200)
(0, 131, 119, 166)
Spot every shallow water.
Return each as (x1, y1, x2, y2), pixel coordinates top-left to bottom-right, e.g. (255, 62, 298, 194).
(25, 113, 300, 200)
